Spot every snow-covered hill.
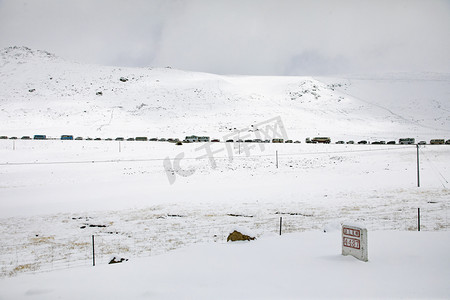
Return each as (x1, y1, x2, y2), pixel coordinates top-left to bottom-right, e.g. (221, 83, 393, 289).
(1, 46, 449, 141)
(1, 47, 449, 296)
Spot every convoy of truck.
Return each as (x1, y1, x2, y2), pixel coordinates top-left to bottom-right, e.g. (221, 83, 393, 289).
(0, 135, 449, 145)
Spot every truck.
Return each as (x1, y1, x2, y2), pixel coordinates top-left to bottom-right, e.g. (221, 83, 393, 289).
(399, 138, 415, 145)
(272, 138, 284, 143)
(430, 139, 445, 145)
(312, 137, 331, 144)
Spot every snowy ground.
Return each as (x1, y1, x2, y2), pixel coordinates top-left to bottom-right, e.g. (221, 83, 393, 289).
(0, 231, 449, 299)
(0, 47, 449, 298)
(0, 139, 449, 299)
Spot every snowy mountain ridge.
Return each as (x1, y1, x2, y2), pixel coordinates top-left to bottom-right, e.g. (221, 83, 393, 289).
(0, 46, 449, 141)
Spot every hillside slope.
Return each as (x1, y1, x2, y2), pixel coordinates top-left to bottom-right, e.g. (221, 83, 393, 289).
(1, 46, 449, 141)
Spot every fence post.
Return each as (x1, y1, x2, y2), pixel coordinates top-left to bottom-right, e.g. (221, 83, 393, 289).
(418, 208, 421, 232)
(276, 151, 278, 169)
(417, 144, 420, 187)
(92, 235, 95, 266)
(279, 217, 282, 235)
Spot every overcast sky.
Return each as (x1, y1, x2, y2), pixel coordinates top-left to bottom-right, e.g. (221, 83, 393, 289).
(0, 0, 449, 75)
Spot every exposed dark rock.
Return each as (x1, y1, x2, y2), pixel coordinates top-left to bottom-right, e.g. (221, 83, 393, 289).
(275, 211, 313, 217)
(227, 213, 253, 218)
(109, 257, 128, 264)
(168, 214, 185, 218)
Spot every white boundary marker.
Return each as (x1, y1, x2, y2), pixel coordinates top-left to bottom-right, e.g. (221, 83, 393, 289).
(342, 224, 368, 262)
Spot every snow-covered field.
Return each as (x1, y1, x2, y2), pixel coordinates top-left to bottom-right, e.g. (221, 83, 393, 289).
(0, 139, 449, 298)
(1, 231, 449, 299)
(0, 47, 450, 298)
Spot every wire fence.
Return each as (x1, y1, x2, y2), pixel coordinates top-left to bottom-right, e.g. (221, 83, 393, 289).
(1, 203, 448, 278)
(0, 142, 449, 277)
(0, 144, 422, 166)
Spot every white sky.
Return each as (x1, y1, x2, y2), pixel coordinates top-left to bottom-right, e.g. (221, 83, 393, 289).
(0, 0, 449, 75)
